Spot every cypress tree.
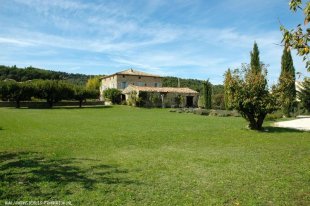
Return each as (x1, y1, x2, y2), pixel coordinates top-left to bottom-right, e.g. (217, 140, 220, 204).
(250, 42, 261, 73)
(278, 48, 296, 116)
(202, 82, 207, 109)
(202, 81, 212, 109)
(224, 69, 232, 110)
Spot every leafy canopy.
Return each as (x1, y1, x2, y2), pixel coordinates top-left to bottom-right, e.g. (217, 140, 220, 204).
(280, 0, 310, 71)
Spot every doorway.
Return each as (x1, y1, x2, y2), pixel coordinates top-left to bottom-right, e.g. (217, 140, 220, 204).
(186, 96, 193, 107)
(121, 94, 126, 101)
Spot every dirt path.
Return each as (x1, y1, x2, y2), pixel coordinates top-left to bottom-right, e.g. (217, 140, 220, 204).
(274, 117, 310, 131)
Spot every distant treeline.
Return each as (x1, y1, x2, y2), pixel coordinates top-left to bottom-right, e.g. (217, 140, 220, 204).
(0, 65, 98, 85)
(162, 76, 224, 95)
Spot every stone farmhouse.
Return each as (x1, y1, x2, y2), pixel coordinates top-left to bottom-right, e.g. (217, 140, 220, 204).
(100, 69, 199, 107)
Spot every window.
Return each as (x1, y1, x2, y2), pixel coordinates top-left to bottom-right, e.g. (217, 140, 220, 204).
(123, 75, 125, 78)
(139, 76, 141, 79)
(121, 82, 127, 89)
(154, 83, 158, 87)
(137, 82, 144, 86)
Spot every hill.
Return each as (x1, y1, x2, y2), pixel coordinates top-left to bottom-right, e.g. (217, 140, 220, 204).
(0, 65, 95, 85)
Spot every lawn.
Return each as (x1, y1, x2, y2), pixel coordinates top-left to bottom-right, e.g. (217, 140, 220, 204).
(0, 106, 309, 205)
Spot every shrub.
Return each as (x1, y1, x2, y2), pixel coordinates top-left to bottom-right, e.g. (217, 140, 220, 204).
(193, 108, 210, 115)
(104, 88, 122, 104)
(127, 91, 141, 106)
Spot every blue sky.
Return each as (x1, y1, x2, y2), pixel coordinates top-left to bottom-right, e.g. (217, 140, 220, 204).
(0, 0, 308, 84)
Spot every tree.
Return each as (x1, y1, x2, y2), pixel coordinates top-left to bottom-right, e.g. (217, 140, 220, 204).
(74, 86, 98, 108)
(86, 76, 101, 92)
(212, 93, 225, 110)
(224, 69, 233, 110)
(298, 77, 310, 112)
(34, 80, 74, 108)
(277, 48, 297, 116)
(0, 80, 34, 108)
(202, 81, 212, 109)
(103, 88, 122, 104)
(280, 0, 310, 71)
(250, 42, 261, 73)
(224, 43, 277, 130)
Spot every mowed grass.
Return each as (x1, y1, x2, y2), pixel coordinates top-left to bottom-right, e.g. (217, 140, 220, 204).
(0, 106, 309, 205)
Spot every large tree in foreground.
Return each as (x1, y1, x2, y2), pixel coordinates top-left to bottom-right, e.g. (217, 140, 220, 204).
(280, 0, 310, 71)
(277, 48, 297, 116)
(224, 43, 277, 130)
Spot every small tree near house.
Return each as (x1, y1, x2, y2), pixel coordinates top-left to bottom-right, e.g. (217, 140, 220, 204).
(104, 88, 122, 104)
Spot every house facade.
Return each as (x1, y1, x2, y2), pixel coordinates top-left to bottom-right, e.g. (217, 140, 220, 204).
(100, 69, 162, 92)
(100, 69, 199, 107)
(122, 85, 199, 108)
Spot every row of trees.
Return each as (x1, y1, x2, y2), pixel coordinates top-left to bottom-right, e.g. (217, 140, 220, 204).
(0, 80, 98, 108)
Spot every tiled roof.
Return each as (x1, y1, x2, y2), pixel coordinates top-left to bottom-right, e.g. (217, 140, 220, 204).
(100, 69, 160, 79)
(122, 85, 199, 94)
(117, 69, 160, 77)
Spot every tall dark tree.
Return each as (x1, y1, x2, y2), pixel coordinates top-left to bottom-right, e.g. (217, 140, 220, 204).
(202, 81, 212, 109)
(278, 48, 296, 116)
(250, 42, 261, 73)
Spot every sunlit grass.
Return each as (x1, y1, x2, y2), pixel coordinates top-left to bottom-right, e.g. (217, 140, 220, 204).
(0, 106, 309, 205)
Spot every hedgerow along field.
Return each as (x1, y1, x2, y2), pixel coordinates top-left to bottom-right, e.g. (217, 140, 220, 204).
(0, 106, 309, 205)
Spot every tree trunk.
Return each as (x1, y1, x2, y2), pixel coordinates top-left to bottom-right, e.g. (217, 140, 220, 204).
(248, 118, 258, 130)
(16, 100, 20, 108)
(256, 114, 266, 130)
(79, 100, 82, 108)
(47, 100, 53, 108)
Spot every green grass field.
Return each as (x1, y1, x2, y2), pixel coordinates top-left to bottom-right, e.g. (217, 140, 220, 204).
(0, 106, 309, 205)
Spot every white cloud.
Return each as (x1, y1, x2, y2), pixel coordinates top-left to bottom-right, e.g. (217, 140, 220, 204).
(0, 37, 34, 46)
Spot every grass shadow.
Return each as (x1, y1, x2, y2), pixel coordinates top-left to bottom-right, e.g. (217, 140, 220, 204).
(264, 126, 306, 133)
(52, 105, 112, 110)
(14, 105, 112, 110)
(0, 151, 139, 201)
